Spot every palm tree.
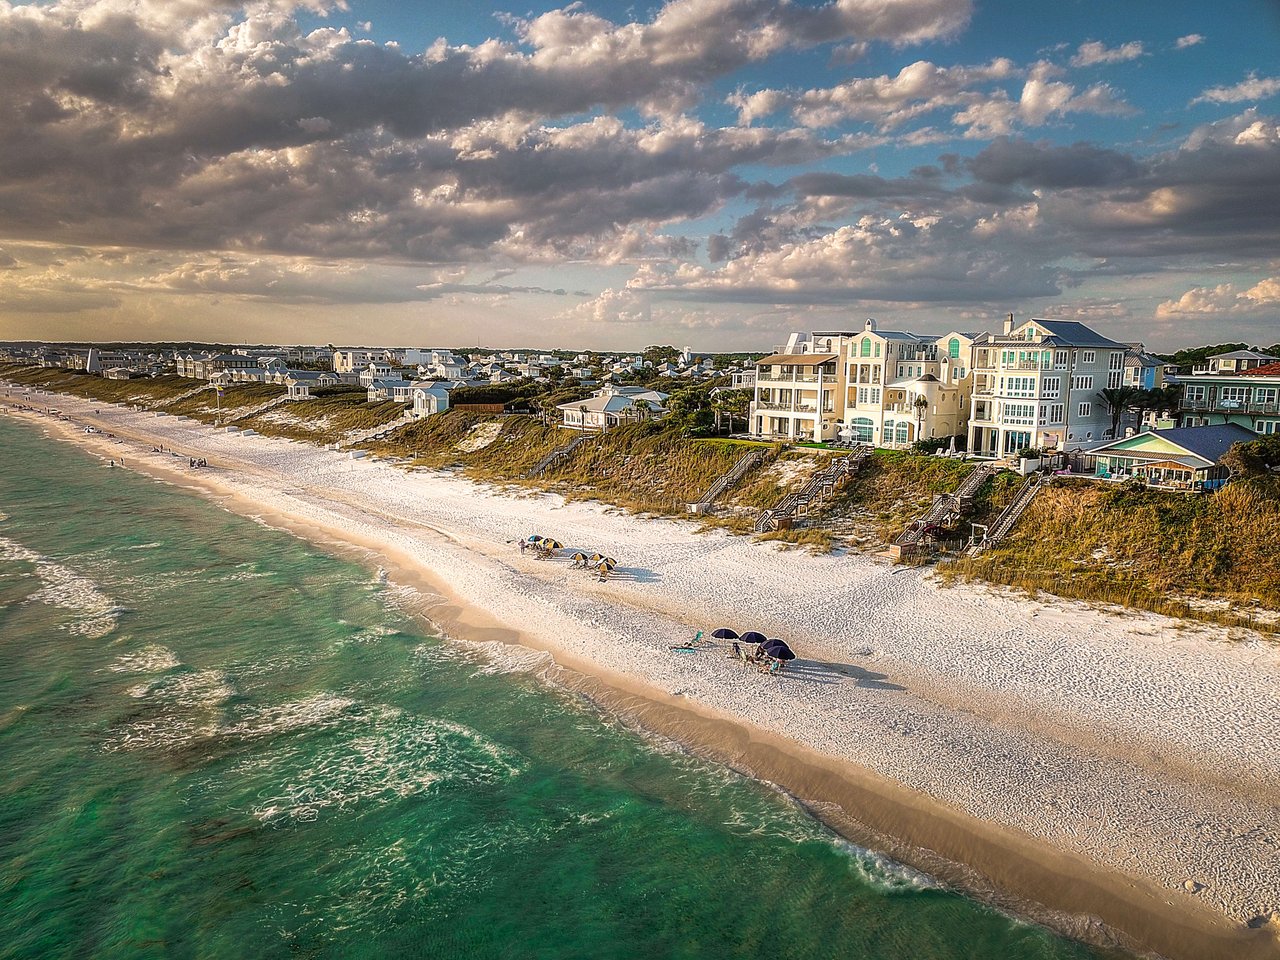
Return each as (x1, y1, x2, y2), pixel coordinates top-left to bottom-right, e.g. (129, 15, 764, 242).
(1097, 386, 1141, 438)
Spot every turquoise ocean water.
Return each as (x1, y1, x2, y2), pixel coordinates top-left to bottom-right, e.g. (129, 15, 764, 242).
(0, 416, 1113, 960)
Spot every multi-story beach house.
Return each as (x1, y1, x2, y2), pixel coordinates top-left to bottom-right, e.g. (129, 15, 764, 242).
(1123, 346, 1166, 390)
(844, 322, 978, 446)
(749, 322, 977, 446)
(749, 332, 843, 442)
(968, 317, 1127, 457)
(333, 349, 384, 374)
(1179, 357, 1280, 436)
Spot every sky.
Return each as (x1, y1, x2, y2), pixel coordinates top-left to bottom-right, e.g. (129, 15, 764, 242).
(0, 0, 1278, 351)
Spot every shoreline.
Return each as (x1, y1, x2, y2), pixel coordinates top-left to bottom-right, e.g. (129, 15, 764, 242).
(4, 388, 1278, 960)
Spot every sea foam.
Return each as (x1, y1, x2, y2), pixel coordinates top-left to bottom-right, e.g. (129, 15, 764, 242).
(0, 534, 121, 639)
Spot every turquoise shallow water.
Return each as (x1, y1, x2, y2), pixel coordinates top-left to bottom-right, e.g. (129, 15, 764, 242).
(0, 416, 1113, 960)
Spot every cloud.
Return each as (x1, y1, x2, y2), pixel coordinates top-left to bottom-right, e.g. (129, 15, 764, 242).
(1192, 74, 1280, 105)
(624, 213, 1063, 305)
(0, 0, 954, 268)
(1155, 277, 1280, 317)
(1175, 34, 1204, 50)
(1069, 40, 1144, 67)
(966, 138, 1142, 188)
(951, 62, 1134, 136)
(730, 57, 1016, 129)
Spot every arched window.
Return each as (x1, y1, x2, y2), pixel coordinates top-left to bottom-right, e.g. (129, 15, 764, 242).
(860, 338, 871, 357)
(949, 338, 960, 359)
(895, 421, 910, 444)
(851, 417, 874, 443)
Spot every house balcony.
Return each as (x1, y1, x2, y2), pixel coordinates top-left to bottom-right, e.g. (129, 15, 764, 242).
(757, 372, 822, 384)
(1180, 399, 1280, 415)
(754, 402, 819, 413)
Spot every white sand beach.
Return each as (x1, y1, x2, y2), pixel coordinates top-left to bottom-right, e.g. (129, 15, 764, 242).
(5, 386, 1279, 960)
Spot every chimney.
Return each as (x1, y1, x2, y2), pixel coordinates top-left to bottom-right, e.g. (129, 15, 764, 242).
(1003, 313, 1014, 336)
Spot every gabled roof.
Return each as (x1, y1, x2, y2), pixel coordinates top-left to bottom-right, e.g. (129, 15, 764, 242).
(1210, 349, 1277, 361)
(1091, 423, 1257, 464)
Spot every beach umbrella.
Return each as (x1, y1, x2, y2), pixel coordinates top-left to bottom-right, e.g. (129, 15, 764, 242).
(539, 538, 563, 550)
(570, 551, 589, 562)
(739, 631, 768, 646)
(760, 638, 796, 661)
(599, 556, 617, 567)
(527, 534, 544, 542)
(596, 558, 616, 572)
(589, 552, 604, 563)
(711, 627, 739, 640)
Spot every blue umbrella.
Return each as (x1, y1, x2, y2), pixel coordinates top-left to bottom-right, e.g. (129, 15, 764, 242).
(760, 638, 796, 661)
(739, 631, 768, 645)
(711, 628, 739, 640)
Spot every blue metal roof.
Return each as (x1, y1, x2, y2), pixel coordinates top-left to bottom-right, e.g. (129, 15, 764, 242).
(1096, 423, 1258, 464)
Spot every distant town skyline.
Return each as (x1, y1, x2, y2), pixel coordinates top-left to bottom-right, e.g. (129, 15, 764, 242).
(1, 0, 1278, 351)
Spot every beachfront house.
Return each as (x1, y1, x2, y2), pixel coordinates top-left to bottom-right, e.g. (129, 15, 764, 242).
(751, 337, 841, 442)
(410, 383, 451, 419)
(1087, 423, 1257, 491)
(1179, 360, 1280, 436)
(557, 385, 669, 432)
(284, 371, 341, 400)
(366, 378, 416, 404)
(968, 317, 1127, 457)
(749, 321, 977, 446)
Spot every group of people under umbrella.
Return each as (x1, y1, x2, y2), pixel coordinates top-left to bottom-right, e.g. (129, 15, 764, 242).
(711, 627, 796, 674)
(521, 535, 618, 581)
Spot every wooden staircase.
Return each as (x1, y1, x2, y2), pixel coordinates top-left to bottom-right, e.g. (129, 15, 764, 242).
(339, 410, 415, 448)
(525, 432, 593, 479)
(892, 463, 997, 550)
(967, 473, 1044, 555)
(754, 446, 870, 532)
(688, 449, 766, 514)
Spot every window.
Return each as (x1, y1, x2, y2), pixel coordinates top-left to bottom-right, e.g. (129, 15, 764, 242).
(1042, 377, 1060, 397)
(1184, 385, 1205, 403)
(850, 417, 874, 442)
(949, 338, 960, 359)
(1109, 351, 1124, 371)
(895, 421, 910, 444)
(1025, 327, 1036, 339)
(1107, 372, 1122, 389)
(857, 387, 868, 405)
(1071, 375, 1093, 391)
(1082, 351, 1096, 363)
(1054, 350, 1069, 368)
(875, 342, 881, 357)
(1078, 402, 1091, 417)
(1220, 386, 1251, 407)
(1003, 402, 1036, 424)
(860, 338, 871, 357)
(1049, 403, 1065, 423)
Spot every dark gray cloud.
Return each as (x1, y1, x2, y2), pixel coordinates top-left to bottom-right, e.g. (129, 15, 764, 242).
(966, 138, 1142, 188)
